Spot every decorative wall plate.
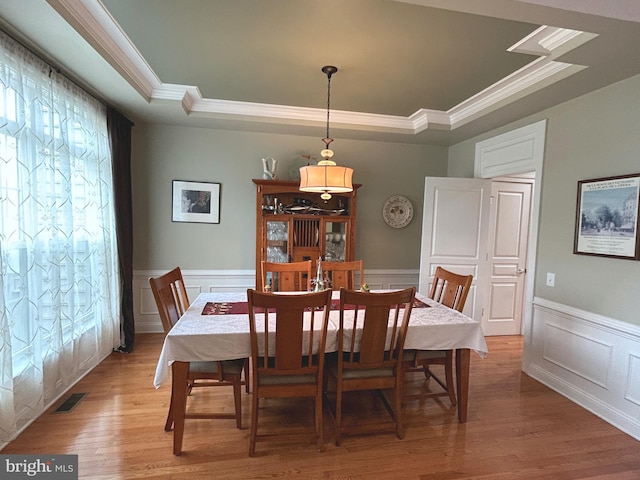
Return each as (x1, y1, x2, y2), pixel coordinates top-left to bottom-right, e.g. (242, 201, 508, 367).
(382, 195, 413, 228)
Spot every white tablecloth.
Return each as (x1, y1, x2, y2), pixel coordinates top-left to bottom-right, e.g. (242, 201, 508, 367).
(154, 290, 488, 388)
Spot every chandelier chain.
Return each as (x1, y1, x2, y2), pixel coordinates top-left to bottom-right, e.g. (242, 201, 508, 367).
(326, 74, 331, 140)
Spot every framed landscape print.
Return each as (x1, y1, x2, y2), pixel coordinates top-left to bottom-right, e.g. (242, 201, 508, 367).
(172, 180, 220, 224)
(574, 173, 640, 260)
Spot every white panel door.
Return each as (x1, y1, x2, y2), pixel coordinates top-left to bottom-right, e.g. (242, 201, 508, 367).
(483, 180, 532, 335)
(419, 177, 491, 323)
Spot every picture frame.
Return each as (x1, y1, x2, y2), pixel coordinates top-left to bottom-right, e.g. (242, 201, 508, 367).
(574, 173, 640, 260)
(172, 180, 220, 224)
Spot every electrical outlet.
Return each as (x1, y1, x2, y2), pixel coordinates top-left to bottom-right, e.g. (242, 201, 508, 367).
(546, 272, 555, 287)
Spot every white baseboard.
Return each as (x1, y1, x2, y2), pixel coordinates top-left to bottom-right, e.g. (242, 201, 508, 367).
(524, 297, 640, 441)
(133, 268, 419, 333)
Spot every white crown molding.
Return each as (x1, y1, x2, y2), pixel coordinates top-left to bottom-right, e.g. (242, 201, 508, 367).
(507, 25, 596, 57)
(449, 57, 586, 128)
(538, 27, 596, 55)
(49, 0, 597, 136)
(48, 0, 162, 101)
(154, 84, 419, 133)
(449, 26, 596, 127)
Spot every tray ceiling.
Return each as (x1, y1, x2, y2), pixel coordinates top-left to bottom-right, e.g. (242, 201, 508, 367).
(1, 0, 640, 145)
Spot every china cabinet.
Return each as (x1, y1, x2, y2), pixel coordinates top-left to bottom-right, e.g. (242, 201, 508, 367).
(253, 179, 361, 291)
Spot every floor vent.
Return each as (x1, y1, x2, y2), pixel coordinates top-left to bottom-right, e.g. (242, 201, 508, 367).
(54, 393, 87, 414)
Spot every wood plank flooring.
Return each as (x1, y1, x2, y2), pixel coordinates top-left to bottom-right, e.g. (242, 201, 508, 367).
(3, 334, 640, 479)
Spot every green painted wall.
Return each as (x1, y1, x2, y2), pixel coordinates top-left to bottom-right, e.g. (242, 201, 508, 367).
(131, 126, 447, 271)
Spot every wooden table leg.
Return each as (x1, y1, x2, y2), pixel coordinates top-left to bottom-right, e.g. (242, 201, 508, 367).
(455, 348, 470, 423)
(171, 361, 189, 455)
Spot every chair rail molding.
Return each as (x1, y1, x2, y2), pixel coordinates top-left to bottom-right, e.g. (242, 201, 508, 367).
(525, 297, 640, 441)
(133, 269, 419, 333)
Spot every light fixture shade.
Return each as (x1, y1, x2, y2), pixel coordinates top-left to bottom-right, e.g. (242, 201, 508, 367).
(299, 65, 353, 198)
(299, 164, 353, 194)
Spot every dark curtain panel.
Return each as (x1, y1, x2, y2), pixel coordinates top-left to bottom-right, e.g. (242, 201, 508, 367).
(107, 107, 135, 352)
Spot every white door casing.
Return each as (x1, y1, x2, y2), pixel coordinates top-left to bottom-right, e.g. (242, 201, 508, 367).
(419, 176, 491, 323)
(483, 179, 533, 335)
(475, 120, 545, 349)
(417, 120, 545, 342)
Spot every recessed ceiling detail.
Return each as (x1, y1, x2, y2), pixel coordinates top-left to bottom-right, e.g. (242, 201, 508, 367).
(49, 0, 597, 137)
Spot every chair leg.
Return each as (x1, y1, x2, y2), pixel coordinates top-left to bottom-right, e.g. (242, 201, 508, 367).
(165, 381, 189, 431)
(233, 378, 242, 429)
(164, 395, 175, 431)
(171, 363, 190, 456)
(243, 359, 250, 393)
(422, 360, 456, 406)
(249, 390, 259, 456)
(335, 386, 343, 446)
(315, 391, 324, 452)
(395, 382, 404, 440)
(444, 351, 456, 406)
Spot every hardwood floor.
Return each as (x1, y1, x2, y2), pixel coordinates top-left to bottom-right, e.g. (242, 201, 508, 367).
(3, 334, 640, 479)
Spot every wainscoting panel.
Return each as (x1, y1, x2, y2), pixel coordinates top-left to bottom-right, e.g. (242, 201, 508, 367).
(133, 269, 419, 333)
(627, 354, 640, 406)
(525, 297, 640, 440)
(542, 322, 613, 389)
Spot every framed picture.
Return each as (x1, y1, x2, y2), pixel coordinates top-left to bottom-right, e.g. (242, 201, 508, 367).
(574, 173, 640, 260)
(172, 180, 220, 224)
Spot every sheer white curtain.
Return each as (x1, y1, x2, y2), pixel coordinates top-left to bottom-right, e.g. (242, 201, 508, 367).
(0, 30, 121, 446)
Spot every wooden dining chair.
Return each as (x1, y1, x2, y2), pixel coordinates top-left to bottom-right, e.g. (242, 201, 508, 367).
(149, 267, 246, 433)
(326, 287, 416, 445)
(261, 260, 312, 292)
(403, 266, 473, 406)
(321, 259, 364, 290)
(246, 288, 332, 456)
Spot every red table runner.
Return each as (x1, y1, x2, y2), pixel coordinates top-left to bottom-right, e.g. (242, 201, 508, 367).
(202, 298, 429, 315)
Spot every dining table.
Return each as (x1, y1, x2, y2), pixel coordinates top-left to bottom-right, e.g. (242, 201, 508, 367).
(154, 289, 488, 454)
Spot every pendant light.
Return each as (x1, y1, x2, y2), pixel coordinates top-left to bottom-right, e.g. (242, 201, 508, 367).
(299, 65, 353, 200)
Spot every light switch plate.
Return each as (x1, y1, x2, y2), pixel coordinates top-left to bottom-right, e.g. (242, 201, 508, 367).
(546, 272, 555, 287)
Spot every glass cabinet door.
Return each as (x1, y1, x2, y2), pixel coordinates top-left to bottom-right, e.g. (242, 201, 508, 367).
(265, 220, 289, 263)
(324, 220, 347, 262)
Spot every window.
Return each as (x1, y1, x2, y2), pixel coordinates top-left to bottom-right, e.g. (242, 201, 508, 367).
(0, 30, 121, 445)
